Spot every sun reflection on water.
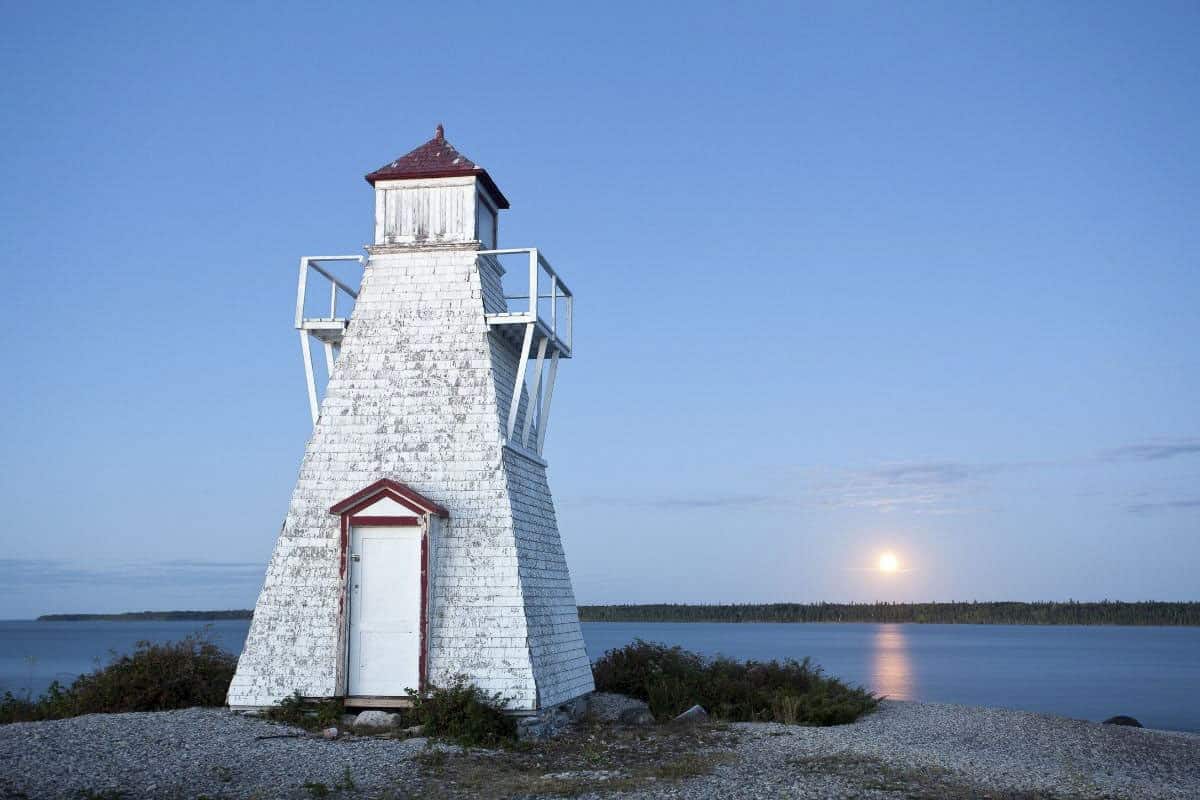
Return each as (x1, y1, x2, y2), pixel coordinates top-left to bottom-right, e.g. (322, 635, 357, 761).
(871, 624, 915, 700)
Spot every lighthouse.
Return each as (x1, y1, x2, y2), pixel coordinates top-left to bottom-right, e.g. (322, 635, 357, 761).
(227, 127, 594, 714)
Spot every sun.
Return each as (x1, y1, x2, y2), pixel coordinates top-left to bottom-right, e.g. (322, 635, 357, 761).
(878, 552, 900, 573)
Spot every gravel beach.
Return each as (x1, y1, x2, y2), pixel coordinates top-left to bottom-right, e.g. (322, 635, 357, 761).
(1, 700, 1197, 799)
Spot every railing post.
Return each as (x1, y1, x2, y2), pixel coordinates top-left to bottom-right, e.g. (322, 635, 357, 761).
(529, 248, 539, 317)
(295, 257, 310, 329)
(550, 276, 557, 338)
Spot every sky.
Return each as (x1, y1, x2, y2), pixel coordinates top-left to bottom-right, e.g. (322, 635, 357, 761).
(1, 2, 1198, 619)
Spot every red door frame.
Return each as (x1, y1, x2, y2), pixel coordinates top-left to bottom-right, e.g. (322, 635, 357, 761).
(331, 479, 449, 696)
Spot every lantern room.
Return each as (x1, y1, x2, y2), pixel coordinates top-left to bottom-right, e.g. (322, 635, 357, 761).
(365, 124, 509, 248)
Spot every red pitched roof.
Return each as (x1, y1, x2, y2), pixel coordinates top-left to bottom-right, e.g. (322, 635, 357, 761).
(364, 125, 509, 209)
(329, 478, 450, 518)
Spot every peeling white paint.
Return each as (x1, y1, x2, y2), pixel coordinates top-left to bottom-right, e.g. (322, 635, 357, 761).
(229, 187, 593, 711)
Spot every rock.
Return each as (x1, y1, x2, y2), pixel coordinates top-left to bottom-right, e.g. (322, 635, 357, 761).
(542, 770, 624, 782)
(558, 696, 590, 721)
(352, 710, 401, 734)
(517, 705, 575, 741)
(618, 707, 656, 726)
(672, 704, 708, 725)
(321, 726, 339, 740)
(401, 724, 425, 737)
(587, 692, 652, 723)
(1103, 715, 1143, 728)
(517, 717, 547, 740)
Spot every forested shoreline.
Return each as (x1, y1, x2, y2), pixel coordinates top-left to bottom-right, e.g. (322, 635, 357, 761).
(36, 601, 1200, 625)
(578, 601, 1200, 626)
(37, 610, 253, 622)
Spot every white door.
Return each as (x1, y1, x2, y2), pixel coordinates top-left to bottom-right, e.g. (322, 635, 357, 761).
(347, 525, 422, 695)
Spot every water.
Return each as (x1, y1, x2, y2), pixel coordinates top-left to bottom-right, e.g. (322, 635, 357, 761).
(3, 619, 1197, 732)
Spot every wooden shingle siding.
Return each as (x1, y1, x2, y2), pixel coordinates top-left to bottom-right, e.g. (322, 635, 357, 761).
(228, 242, 592, 712)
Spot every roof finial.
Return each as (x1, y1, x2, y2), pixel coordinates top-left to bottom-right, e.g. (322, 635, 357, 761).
(435, 123, 444, 141)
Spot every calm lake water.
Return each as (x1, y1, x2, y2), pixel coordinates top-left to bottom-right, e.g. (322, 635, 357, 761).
(2, 620, 1198, 732)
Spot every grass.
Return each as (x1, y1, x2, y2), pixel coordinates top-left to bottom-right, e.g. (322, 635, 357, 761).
(262, 679, 515, 748)
(0, 632, 235, 724)
(790, 754, 1113, 800)
(592, 639, 877, 725)
(261, 690, 344, 731)
(414, 719, 737, 798)
(300, 769, 354, 798)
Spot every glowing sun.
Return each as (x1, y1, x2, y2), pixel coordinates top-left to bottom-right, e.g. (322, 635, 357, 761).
(878, 552, 900, 573)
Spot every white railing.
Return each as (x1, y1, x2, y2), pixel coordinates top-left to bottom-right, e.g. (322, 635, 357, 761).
(477, 247, 575, 459)
(290, 249, 573, 455)
(294, 255, 362, 329)
(295, 255, 363, 424)
(478, 247, 573, 355)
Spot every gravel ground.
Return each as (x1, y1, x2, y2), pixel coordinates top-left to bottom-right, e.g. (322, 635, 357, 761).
(0, 708, 429, 799)
(2, 701, 1198, 799)
(617, 701, 1200, 800)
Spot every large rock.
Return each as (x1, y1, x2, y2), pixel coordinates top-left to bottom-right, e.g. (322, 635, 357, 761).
(618, 707, 656, 726)
(1103, 715, 1143, 728)
(587, 692, 652, 723)
(352, 710, 401, 734)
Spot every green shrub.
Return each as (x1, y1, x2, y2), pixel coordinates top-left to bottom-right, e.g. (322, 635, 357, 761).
(411, 679, 517, 747)
(1, 633, 236, 725)
(262, 691, 344, 731)
(592, 639, 877, 725)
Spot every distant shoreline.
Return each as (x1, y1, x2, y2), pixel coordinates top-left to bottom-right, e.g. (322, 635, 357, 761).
(36, 610, 253, 622)
(35, 601, 1200, 625)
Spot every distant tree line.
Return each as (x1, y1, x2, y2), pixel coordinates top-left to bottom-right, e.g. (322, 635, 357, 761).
(37, 610, 254, 622)
(577, 601, 1200, 626)
(38, 602, 1200, 626)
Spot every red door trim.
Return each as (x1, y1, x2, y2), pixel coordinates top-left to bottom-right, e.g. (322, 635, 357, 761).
(337, 502, 432, 696)
(349, 515, 420, 527)
(419, 532, 428, 691)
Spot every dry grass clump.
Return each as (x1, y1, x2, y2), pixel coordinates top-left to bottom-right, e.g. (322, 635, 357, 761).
(415, 719, 736, 798)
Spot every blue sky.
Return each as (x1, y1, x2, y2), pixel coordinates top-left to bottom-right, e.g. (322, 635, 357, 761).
(1, 2, 1197, 618)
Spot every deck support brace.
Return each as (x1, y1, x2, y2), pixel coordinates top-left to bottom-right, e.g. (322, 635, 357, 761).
(300, 332, 319, 425)
(535, 352, 559, 456)
(521, 337, 549, 448)
(506, 323, 535, 441)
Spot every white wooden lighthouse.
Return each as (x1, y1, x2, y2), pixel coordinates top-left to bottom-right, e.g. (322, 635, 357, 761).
(227, 126, 594, 713)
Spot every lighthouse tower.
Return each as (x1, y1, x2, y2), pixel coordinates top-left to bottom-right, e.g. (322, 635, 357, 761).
(227, 127, 594, 713)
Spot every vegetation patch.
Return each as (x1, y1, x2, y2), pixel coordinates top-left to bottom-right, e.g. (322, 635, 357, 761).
(299, 769, 355, 798)
(415, 719, 735, 798)
(262, 691, 344, 732)
(0, 633, 235, 725)
(790, 754, 1105, 800)
(409, 679, 517, 748)
(262, 679, 512, 746)
(592, 639, 877, 725)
